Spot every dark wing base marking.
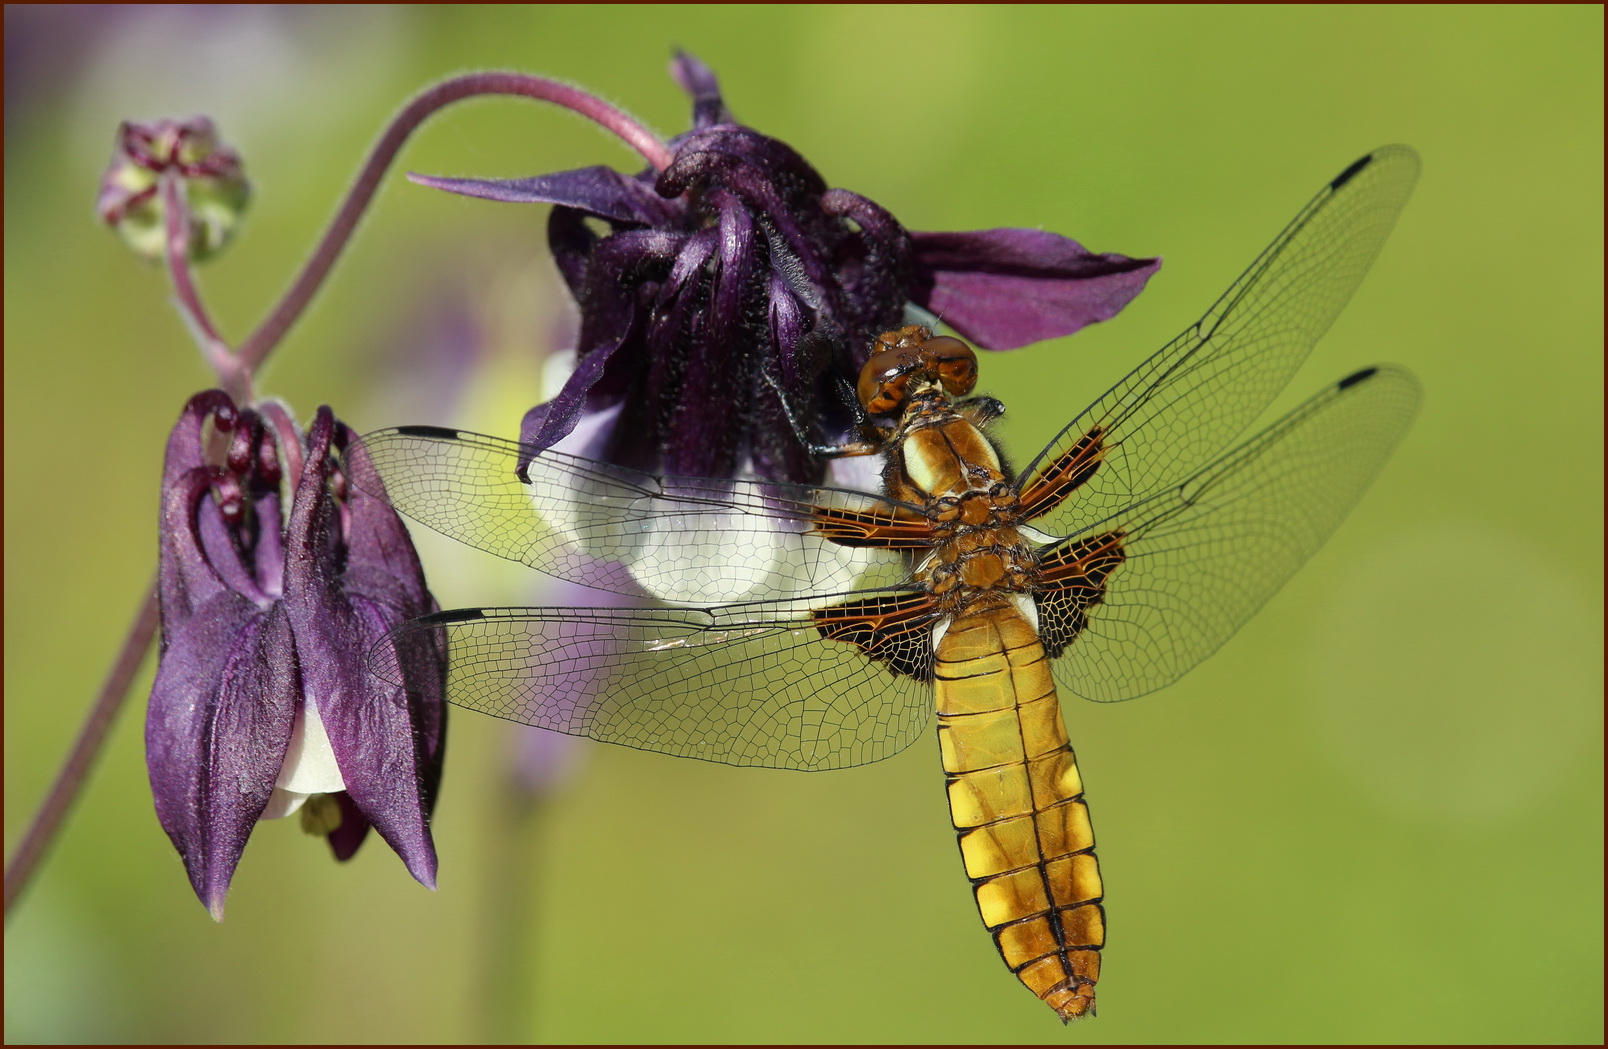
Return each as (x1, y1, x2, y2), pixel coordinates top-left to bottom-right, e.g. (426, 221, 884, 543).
(812, 590, 939, 680)
(1017, 426, 1106, 523)
(1035, 531, 1128, 658)
(810, 506, 935, 549)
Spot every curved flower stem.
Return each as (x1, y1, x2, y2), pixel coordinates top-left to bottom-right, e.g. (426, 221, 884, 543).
(236, 71, 673, 374)
(4, 581, 160, 921)
(162, 175, 251, 402)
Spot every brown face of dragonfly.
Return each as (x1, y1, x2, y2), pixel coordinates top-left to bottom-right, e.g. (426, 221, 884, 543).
(856, 326, 979, 417)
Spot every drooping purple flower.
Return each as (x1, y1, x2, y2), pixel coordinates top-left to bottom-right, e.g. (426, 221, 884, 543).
(147, 391, 446, 919)
(412, 51, 1161, 484)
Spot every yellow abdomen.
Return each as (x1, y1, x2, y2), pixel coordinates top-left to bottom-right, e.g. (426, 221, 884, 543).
(935, 601, 1105, 1021)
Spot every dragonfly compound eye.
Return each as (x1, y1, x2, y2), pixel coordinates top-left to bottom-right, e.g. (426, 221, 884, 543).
(922, 335, 979, 397)
(858, 346, 919, 416)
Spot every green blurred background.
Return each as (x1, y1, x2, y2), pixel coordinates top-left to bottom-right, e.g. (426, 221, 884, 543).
(5, 6, 1601, 1043)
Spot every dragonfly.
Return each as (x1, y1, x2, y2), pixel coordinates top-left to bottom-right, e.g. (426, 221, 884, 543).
(350, 145, 1421, 1021)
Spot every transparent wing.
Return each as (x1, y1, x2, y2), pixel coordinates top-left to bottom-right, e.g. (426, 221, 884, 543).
(1041, 365, 1421, 702)
(348, 426, 917, 604)
(1019, 146, 1420, 537)
(371, 590, 938, 770)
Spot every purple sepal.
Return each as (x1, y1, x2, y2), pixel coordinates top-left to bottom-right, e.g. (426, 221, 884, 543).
(670, 49, 731, 128)
(411, 166, 677, 227)
(910, 229, 1161, 350)
(146, 595, 298, 921)
(515, 313, 634, 476)
(149, 392, 298, 919)
(325, 792, 371, 862)
(282, 409, 444, 889)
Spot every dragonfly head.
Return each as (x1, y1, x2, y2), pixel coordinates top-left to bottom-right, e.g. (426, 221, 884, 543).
(856, 326, 979, 418)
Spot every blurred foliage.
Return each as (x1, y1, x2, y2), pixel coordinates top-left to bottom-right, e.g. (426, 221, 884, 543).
(5, 6, 1601, 1043)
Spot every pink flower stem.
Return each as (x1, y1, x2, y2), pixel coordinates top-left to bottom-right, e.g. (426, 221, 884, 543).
(4, 581, 161, 920)
(161, 174, 252, 403)
(235, 71, 673, 374)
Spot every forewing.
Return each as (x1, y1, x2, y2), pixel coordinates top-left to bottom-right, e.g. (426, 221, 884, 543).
(1040, 365, 1420, 702)
(370, 591, 938, 770)
(348, 426, 915, 603)
(1019, 146, 1420, 535)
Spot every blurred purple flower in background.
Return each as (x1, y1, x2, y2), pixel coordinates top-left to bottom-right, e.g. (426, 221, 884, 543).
(414, 52, 1161, 484)
(147, 391, 446, 919)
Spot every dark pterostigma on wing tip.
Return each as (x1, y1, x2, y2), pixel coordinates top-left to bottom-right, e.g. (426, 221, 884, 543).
(1330, 153, 1373, 190)
(1337, 365, 1379, 390)
(426, 608, 487, 625)
(393, 424, 462, 440)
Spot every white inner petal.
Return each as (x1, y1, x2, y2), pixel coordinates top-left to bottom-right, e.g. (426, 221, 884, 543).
(272, 700, 346, 797)
(541, 347, 577, 402)
(627, 497, 794, 604)
(525, 410, 905, 607)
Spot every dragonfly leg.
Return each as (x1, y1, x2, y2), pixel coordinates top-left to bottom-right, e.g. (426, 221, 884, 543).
(760, 366, 886, 458)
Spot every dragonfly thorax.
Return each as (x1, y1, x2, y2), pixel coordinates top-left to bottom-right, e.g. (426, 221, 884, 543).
(886, 407, 1042, 614)
(883, 404, 1005, 499)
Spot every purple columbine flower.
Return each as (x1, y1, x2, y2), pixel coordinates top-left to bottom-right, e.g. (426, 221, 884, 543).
(412, 51, 1161, 484)
(147, 391, 446, 920)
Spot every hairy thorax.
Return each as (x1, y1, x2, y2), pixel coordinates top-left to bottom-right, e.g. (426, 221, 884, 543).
(883, 397, 1041, 616)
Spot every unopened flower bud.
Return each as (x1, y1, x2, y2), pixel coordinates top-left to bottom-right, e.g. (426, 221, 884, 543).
(96, 116, 249, 263)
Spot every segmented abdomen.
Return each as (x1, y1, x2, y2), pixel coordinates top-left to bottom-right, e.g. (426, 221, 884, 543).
(934, 602, 1105, 1022)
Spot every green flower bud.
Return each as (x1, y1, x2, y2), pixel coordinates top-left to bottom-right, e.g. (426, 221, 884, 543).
(96, 117, 249, 263)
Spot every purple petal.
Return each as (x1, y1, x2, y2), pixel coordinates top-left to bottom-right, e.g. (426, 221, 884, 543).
(910, 229, 1162, 350)
(821, 189, 914, 344)
(660, 200, 754, 477)
(146, 600, 298, 919)
(657, 127, 828, 215)
(340, 425, 432, 612)
(281, 410, 440, 889)
(246, 490, 284, 600)
(410, 166, 676, 226)
(670, 50, 730, 129)
(517, 328, 631, 463)
(184, 464, 283, 609)
(336, 423, 448, 800)
(161, 390, 234, 486)
(517, 228, 684, 468)
(751, 277, 827, 482)
(546, 207, 598, 297)
(159, 466, 237, 621)
(159, 393, 251, 619)
(318, 593, 440, 888)
(324, 792, 371, 861)
(767, 274, 807, 385)
(585, 231, 718, 472)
